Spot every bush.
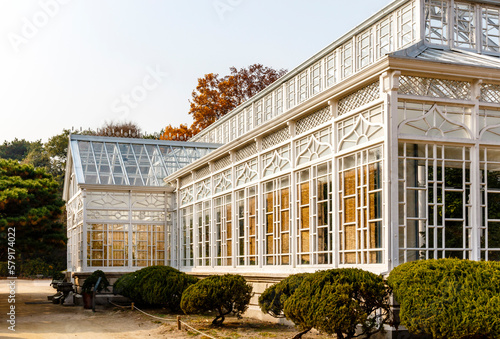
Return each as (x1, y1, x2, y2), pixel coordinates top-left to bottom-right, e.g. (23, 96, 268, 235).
(20, 258, 51, 277)
(81, 270, 110, 294)
(259, 273, 310, 318)
(388, 259, 500, 339)
(181, 274, 253, 326)
(113, 272, 135, 296)
(284, 268, 391, 339)
(113, 266, 198, 311)
(0, 262, 8, 277)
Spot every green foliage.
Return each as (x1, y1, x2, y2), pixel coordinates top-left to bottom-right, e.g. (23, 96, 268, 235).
(181, 274, 253, 326)
(0, 262, 9, 276)
(0, 138, 33, 161)
(113, 272, 135, 296)
(20, 258, 52, 277)
(388, 259, 500, 339)
(284, 269, 391, 339)
(259, 273, 310, 318)
(82, 270, 110, 294)
(0, 159, 66, 268)
(113, 266, 198, 311)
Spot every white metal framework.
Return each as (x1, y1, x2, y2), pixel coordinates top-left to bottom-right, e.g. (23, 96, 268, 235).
(66, 0, 500, 276)
(64, 135, 219, 272)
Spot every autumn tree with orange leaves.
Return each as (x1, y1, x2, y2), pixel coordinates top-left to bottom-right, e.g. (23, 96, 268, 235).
(161, 64, 286, 141)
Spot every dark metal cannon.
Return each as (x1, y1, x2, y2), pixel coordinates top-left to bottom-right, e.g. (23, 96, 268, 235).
(50, 280, 75, 305)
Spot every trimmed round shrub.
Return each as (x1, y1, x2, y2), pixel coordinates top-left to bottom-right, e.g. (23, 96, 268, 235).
(388, 258, 500, 339)
(113, 272, 135, 297)
(113, 266, 198, 310)
(259, 273, 310, 318)
(284, 268, 391, 339)
(181, 274, 253, 326)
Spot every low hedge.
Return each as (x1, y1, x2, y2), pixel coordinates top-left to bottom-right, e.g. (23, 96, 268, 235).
(113, 266, 198, 310)
(388, 259, 500, 339)
(258, 273, 310, 318)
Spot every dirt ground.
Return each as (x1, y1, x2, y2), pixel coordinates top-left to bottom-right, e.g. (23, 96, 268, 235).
(0, 279, 332, 339)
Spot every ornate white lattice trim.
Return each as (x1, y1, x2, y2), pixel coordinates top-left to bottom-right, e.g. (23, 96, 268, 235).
(86, 192, 128, 209)
(214, 170, 232, 193)
(196, 179, 211, 200)
(296, 107, 333, 135)
(236, 161, 258, 186)
(214, 156, 231, 172)
(195, 166, 210, 180)
(339, 116, 384, 151)
(262, 150, 291, 177)
(480, 83, 500, 103)
(398, 104, 472, 139)
(296, 135, 333, 166)
(262, 127, 291, 150)
(180, 174, 193, 187)
(479, 123, 500, 141)
(180, 187, 194, 206)
(235, 143, 257, 162)
(132, 193, 165, 209)
(338, 81, 380, 115)
(399, 76, 471, 100)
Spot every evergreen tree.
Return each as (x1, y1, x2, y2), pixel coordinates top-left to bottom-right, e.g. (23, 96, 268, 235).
(0, 159, 66, 269)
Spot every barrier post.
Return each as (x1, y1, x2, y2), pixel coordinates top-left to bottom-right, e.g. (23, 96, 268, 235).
(177, 316, 181, 330)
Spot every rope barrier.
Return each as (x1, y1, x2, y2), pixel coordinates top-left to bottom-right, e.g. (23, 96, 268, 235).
(107, 299, 217, 338)
(132, 305, 177, 322)
(179, 320, 217, 339)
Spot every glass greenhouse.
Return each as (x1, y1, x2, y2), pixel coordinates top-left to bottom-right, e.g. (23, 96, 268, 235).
(63, 134, 220, 272)
(65, 0, 500, 280)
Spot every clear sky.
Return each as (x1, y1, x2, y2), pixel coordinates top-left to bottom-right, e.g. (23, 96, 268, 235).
(0, 0, 393, 143)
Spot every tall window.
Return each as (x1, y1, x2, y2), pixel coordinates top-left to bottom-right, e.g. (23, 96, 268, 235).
(376, 17, 393, 59)
(310, 62, 321, 95)
(181, 206, 194, 266)
(236, 186, 258, 265)
(398, 143, 472, 262)
(342, 42, 353, 78)
(264, 176, 291, 265)
(255, 101, 263, 127)
(214, 194, 232, 266)
(425, 0, 448, 45)
(133, 224, 165, 267)
(87, 223, 129, 267)
(265, 94, 273, 121)
(287, 79, 296, 109)
(339, 146, 383, 265)
(296, 162, 333, 265)
(196, 201, 211, 266)
(454, 2, 476, 49)
(275, 88, 283, 116)
(480, 147, 500, 261)
(482, 7, 500, 52)
(325, 53, 336, 87)
(357, 30, 372, 69)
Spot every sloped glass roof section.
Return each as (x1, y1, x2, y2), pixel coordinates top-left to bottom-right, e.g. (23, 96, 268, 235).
(70, 134, 220, 186)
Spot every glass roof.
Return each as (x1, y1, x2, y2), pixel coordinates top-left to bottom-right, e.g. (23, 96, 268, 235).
(70, 134, 220, 186)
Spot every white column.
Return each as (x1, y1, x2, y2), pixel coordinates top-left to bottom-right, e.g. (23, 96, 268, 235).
(471, 79, 482, 261)
(82, 189, 88, 272)
(330, 100, 340, 268)
(289, 121, 297, 268)
(382, 70, 401, 272)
